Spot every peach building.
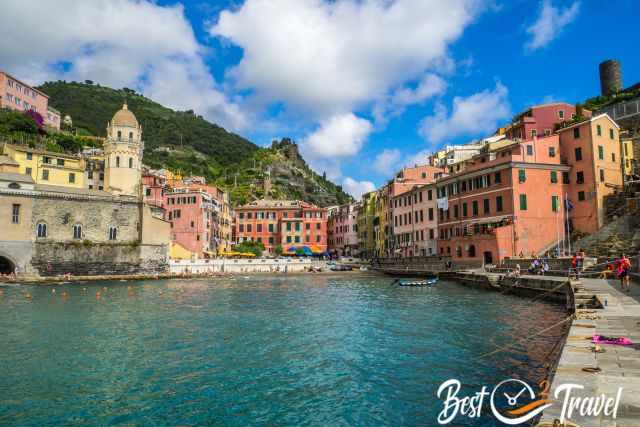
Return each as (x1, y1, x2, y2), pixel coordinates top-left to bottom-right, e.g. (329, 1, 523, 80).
(391, 183, 438, 257)
(436, 135, 570, 264)
(557, 114, 623, 234)
(235, 200, 328, 255)
(0, 70, 60, 129)
(382, 164, 444, 257)
(327, 202, 360, 256)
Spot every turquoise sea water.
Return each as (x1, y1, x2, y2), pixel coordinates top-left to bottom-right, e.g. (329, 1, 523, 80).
(0, 275, 566, 426)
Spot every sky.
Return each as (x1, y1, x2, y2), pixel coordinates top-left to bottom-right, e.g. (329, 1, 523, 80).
(1, 0, 639, 198)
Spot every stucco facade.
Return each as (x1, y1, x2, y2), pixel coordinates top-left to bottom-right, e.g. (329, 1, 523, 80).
(328, 202, 359, 256)
(392, 183, 438, 257)
(0, 70, 59, 129)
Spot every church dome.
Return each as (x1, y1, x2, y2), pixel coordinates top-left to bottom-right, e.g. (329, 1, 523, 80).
(111, 103, 138, 128)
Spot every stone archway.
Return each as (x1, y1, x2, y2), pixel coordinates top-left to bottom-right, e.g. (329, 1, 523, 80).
(0, 256, 15, 275)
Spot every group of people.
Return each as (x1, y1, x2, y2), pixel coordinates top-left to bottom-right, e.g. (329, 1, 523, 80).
(527, 257, 550, 276)
(604, 254, 632, 293)
(570, 249, 587, 278)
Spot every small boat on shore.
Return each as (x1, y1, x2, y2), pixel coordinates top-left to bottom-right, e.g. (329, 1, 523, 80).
(393, 277, 438, 287)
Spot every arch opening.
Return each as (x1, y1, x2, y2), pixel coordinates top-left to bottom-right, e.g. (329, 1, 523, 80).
(0, 256, 15, 275)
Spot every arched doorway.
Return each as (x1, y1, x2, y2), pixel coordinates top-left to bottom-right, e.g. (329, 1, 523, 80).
(0, 256, 15, 275)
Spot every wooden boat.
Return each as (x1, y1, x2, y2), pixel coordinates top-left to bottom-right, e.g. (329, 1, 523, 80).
(394, 277, 438, 287)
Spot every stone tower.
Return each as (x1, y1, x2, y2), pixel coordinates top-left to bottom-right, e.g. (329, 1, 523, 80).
(104, 103, 143, 196)
(599, 59, 622, 96)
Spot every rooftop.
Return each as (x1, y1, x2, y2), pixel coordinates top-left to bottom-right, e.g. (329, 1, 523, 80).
(0, 172, 35, 183)
(0, 155, 19, 166)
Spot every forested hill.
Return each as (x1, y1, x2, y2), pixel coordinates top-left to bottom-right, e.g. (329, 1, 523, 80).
(36, 81, 352, 207)
(38, 81, 258, 167)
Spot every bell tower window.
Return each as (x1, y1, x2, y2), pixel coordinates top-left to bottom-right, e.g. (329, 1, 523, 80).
(129, 157, 133, 168)
(129, 131, 133, 141)
(116, 156, 120, 167)
(117, 130, 122, 141)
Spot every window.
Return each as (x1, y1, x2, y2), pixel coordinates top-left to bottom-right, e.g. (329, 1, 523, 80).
(609, 128, 614, 140)
(129, 157, 133, 168)
(145, 188, 151, 196)
(316, 235, 321, 243)
(73, 224, 82, 239)
(286, 236, 292, 243)
(26, 152, 33, 160)
(116, 156, 120, 167)
(597, 125, 602, 136)
(57, 159, 64, 166)
(462, 203, 468, 217)
(69, 173, 75, 183)
(36, 222, 47, 238)
(117, 130, 122, 140)
(550, 171, 558, 183)
(427, 190, 432, 200)
(43, 156, 51, 164)
(25, 167, 32, 175)
(129, 131, 133, 140)
(598, 145, 604, 160)
(268, 237, 274, 245)
(562, 171, 570, 184)
(548, 147, 556, 157)
(494, 171, 501, 184)
(576, 171, 584, 184)
(531, 130, 537, 138)
(518, 169, 526, 183)
(519, 194, 527, 210)
(600, 169, 605, 182)
(496, 196, 503, 212)
(12, 204, 20, 224)
(483, 198, 490, 214)
(268, 223, 274, 232)
(247, 224, 252, 232)
(578, 191, 585, 201)
(286, 223, 291, 231)
(611, 153, 616, 162)
(558, 110, 565, 119)
(575, 147, 582, 161)
(526, 145, 533, 155)
(552, 196, 559, 212)
(191, 221, 195, 228)
(239, 224, 244, 232)
(472, 201, 478, 216)
(42, 169, 49, 180)
(257, 224, 262, 232)
(108, 226, 117, 240)
(573, 127, 580, 139)
(428, 208, 434, 221)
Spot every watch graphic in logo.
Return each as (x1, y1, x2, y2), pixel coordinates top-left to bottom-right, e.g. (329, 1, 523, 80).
(490, 379, 552, 425)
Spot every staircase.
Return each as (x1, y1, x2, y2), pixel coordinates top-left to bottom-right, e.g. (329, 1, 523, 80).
(571, 213, 640, 257)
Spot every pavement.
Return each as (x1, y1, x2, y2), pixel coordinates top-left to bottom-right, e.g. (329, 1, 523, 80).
(538, 278, 640, 426)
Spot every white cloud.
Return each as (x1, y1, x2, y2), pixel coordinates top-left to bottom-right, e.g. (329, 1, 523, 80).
(403, 150, 432, 168)
(373, 73, 447, 124)
(419, 82, 511, 145)
(342, 177, 376, 199)
(0, 0, 247, 131)
(301, 113, 373, 158)
(525, 0, 580, 51)
(212, 0, 481, 119)
(373, 149, 402, 175)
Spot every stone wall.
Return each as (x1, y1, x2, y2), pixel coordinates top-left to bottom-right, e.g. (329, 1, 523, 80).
(32, 195, 140, 242)
(32, 242, 168, 276)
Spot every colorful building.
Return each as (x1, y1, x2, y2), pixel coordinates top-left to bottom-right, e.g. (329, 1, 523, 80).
(436, 135, 570, 263)
(327, 202, 360, 256)
(0, 70, 60, 129)
(392, 183, 438, 257)
(357, 191, 377, 259)
(621, 135, 637, 182)
(1, 143, 86, 189)
(557, 114, 623, 233)
(505, 103, 579, 141)
(234, 200, 328, 255)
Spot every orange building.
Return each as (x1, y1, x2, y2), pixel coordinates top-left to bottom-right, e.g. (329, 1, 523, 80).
(436, 135, 570, 264)
(557, 114, 623, 234)
(235, 200, 328, 255)
(392, 182, 438, 257)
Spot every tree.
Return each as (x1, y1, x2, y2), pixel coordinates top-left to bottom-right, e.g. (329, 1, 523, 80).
(274, 245, 283, 256)
(235, 240, 265, 257)
(0, 110, 38, 134)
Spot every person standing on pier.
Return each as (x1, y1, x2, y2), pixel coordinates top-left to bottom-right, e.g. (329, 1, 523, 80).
(617, 254, 631, 293)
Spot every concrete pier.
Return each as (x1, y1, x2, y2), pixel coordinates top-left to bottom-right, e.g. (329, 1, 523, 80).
(538, 278, 640, 427)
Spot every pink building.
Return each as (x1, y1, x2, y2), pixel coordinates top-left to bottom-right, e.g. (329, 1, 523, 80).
(328, 203, 360, 256)
(436, 135, 570, 264)
(392, 183, 438, 257)
(506, 103, 579, 141)
(0, 70, 60, 129)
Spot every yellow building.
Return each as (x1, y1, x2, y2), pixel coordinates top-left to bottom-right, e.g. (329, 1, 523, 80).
(374, 184, 389, 258)
(621, 137, 636, 181)
(1, 143, 86, 189)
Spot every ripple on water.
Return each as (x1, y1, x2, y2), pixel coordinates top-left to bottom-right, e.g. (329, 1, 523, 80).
(0, 276, 567, 426)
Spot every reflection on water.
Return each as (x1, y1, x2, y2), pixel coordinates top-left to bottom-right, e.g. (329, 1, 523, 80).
(0, 275, 566, 426)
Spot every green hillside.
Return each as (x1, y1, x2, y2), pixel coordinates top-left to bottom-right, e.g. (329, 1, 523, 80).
(31, 81, 352, 206)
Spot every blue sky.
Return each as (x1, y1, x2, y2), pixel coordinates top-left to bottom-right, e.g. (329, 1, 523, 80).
(2, 1, 639, 197)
